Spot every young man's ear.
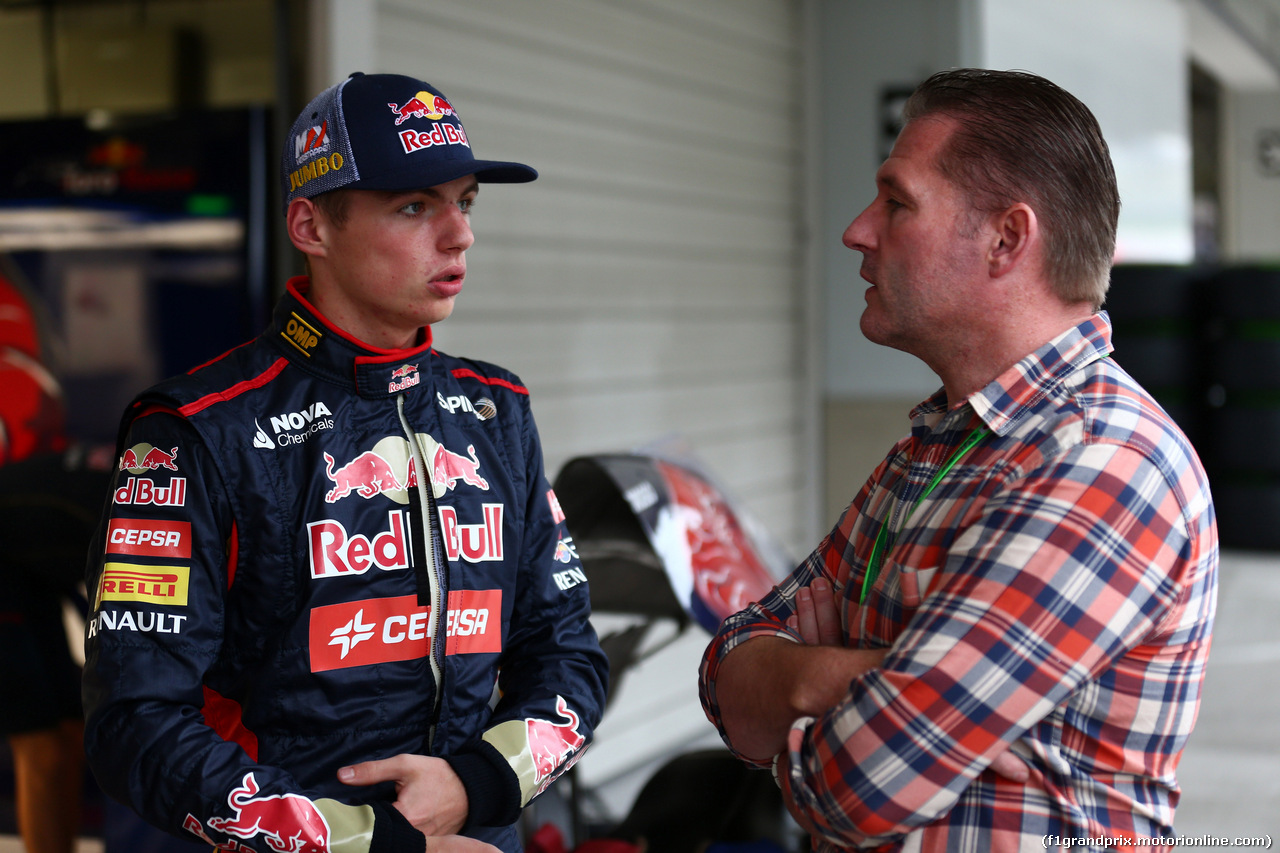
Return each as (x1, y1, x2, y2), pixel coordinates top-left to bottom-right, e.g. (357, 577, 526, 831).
(286, 197, 327, 260)
(987, 202, 1038, 278)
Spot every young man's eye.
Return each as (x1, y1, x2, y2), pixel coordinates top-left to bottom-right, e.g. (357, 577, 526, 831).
(457, 198, 475, 215)
(400, 201, 425, 215)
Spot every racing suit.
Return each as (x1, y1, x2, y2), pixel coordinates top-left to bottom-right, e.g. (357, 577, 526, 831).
(82, 278, 608, 853)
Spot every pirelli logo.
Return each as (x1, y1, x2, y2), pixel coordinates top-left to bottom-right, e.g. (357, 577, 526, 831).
(281, 312, 323, 357)
(96, 564, 190, 607)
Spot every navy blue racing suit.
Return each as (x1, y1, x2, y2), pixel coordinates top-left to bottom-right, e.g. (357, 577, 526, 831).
(82, 278, 608, 852)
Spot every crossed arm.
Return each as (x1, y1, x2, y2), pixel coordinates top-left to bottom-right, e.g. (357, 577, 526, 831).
(713, 576, 1029, 829)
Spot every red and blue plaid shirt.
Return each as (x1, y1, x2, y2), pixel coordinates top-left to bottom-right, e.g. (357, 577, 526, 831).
(700, 314, 1217, 851)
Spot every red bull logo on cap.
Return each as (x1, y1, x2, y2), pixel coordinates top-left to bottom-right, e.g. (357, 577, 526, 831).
(206, 773, 331, 853)
(388, 90, 457, 126)
(119, 444, 179, 474)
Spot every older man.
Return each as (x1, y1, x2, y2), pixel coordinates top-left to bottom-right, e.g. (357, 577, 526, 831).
(700, 69, 1216, 851)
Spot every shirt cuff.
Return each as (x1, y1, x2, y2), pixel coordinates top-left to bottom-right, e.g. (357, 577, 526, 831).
(368, 800, 425, 853)
(445, 740, 522, 828)
(778, 715, 816, 794)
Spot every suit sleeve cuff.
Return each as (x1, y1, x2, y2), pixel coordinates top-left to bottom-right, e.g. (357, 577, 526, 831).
(368, 801, 425, 853)
(446, 740, 522, 828)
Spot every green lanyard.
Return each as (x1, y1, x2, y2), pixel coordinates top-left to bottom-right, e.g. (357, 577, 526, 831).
(859, 425, 991, 604)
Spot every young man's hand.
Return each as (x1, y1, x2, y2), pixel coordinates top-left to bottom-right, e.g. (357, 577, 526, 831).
(338, 754, 469, 835)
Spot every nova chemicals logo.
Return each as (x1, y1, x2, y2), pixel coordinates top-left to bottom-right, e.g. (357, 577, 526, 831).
(254, 402, 334, 449)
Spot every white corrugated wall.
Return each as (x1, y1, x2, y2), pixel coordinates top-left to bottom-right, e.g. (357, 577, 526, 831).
(316, 0, 816, 556)
(310, 0, 817, 817)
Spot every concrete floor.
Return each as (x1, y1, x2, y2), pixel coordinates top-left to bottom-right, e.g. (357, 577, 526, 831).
(1171, 550, 1280, 842)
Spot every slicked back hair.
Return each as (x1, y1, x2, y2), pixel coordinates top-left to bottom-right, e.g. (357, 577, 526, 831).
(902, 68, 1120, 310)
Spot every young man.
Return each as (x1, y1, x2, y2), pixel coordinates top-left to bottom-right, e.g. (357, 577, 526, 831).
(699, 69, 1217, 850)
(83, 72, 608, 853)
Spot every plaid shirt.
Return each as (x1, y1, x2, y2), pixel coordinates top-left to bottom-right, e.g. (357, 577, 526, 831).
(699, 314, 1217, 852)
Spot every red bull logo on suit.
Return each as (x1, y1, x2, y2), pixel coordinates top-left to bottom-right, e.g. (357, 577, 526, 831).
(205, 773, 331, 853)
(527, 696, 586, 795)
(320, 434, 489, 504)
(119, 444, 179, 473)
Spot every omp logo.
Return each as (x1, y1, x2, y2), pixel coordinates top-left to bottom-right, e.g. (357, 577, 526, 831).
(96, 563, 190, 606)
(106, 519, 191, 559)
(281, 313, 323, 357)
(309, 589, 502, 672)
(253, 402, 334, 449)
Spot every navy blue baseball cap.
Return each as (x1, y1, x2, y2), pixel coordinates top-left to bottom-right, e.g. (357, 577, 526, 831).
(281, 72, 537, 212)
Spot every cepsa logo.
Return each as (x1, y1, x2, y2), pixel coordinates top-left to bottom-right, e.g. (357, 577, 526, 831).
(309, 589, 502, 672)
(106, 519, 191, 559)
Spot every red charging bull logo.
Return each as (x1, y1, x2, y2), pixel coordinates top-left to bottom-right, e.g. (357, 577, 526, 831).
(119, 444, 179, 473)
(388, 363, 419, 393)
(388, 91, 456, 126)
(323, 450, 403, 502)
(657, 461, 776, 624)
(206, 773, 331, 853)
(321, 435, 489, 504)
(430, 443, 488, 491)
(527, 696, 585, 790)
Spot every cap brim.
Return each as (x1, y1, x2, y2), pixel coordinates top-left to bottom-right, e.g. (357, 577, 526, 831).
(347, 159, 537, 193)
(470, 160, 538, 183)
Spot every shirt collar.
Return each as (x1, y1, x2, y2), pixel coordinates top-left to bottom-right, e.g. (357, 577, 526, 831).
(910, 312, 1114, 436)
(270, 276, 436, 399)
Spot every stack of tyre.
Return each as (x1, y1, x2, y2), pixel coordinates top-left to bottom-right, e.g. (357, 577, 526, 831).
(1203, 266, 1280, 550)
